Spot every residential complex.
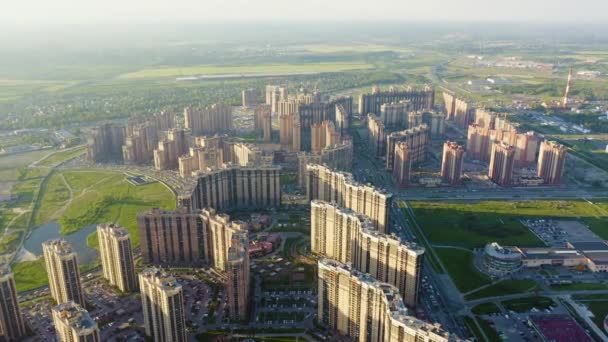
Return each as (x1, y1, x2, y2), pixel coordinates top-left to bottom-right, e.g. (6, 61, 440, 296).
(97, 223, 137, 293)
(86, 123, 126, 162)
(318, 259, 457, 342)
(385, 124, 429, 170)
(440, 141, 465, 185)
(443, 92, 474, 128)
(306, 164, 392, 232)
(52, 301, 100, 342)
(184, 104, 233, 136)
(311, 201, 424, 307)
(139, 267, 186, 342)
(367, 114, 386, 157)
(153, 128, 189, 170)
(358, 86, 435, 115)
(488, 141, 515, 186)
(254, 105, 272, 142)
(178, 164, 281, 212)
(0, 263, 26, 341)
(138, 207, 248, 272)
(537, 140, 567, 185)
(43, 239, 86, 306)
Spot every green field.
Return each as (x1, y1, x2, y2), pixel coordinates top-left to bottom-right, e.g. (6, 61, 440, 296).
(0, 149, 52, 182)
(465, 280, 539, 301)
(574, 297, 608, 329)
(550, 282, 608, 291)
(12, 259, 48, 292)
(36, 146, 85, 167)
(119, 62, 375, 79)
(502, 296, 554, 313)
(409, 200, 607, 248)
(434, 247, 491, 293)
(472, 302, 501, 315)
(35, 170, 176, 247)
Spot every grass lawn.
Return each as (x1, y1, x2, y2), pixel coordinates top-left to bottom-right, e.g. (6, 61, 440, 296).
(0, 149, 52, 182)
(476, 316, 501, 342)
(119, 62, 375, 79)
(472, 302, 502, 315)
(35, 170, 175, 248)
(465, 280, 539, 301)
(579, 300, 608, 329)
(462, 316, 485, 342)
(550, 282, 608, 291)
(12, 259, 48, 292)
(502, 296, 554, 313)
(36, 146, 85, 167)
(409, 200, 606, 248)
(434, 247, 491, 293)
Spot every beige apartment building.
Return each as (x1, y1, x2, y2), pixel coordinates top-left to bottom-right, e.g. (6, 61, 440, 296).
(537, 140, 567, 185)
(43, 239, 85, 306)
(97, 223, 137, 293)
(318, 259, 458, 342)
(306, 164, 392, 233)
(52, 301, 100, 342)
(0, 263, 26, 341)
(441, 141, 465, 185)
(392, 142, 412, 187)
(184, 104, 233, 136)
(139, 267, 186, 342)
(226, 230, 250, 321)
(358, 86, 434, 115)
(367, 114, 386, 157)
(489, 141, 515, 186)
(311, 201, 424, 307)
(385, 124, 429, 170)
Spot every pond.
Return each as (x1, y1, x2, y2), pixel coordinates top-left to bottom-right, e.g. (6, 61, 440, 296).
(23, 222, 99, 265)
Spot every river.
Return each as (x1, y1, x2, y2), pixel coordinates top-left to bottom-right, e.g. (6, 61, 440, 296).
(22, 222, 99, 265)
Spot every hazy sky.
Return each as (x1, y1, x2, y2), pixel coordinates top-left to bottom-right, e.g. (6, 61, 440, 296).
(4, 0, 608, 27)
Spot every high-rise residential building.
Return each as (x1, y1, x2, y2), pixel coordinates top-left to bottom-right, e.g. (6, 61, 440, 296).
(537, 140, 567, 185)
(52, 301, 100, 342)
(311, 201, 424, 307)
(467, 124, 538, 167)
(367, 114, 386, 157)
(441, 141, 465, 185)
(407, 111, 424, 129)
(297, 137, 354, 188)
(97, 223, 137, 293)
(178, 146, 223, 177)
(122, 120, 160, 164)
(474, 108, 497, 129)
(139, 267, 186, 342)
(380, 101, 411, 127)
(385, 124, 429, 170)
(178, 164, 281, 212)
(0, 263, 26, 341)
(306, 164, 392, 233)
(241, 88, 258, 107)
(279, 113, 296, 150)
(311, 121, 342, 153)
(254, 105, 272, 142)
(358, 86, 434, 115)
(443, 92, 474, 128)
(489, 142, 515, 186)
(422, 111, 446, 138)
(318, 259, 457, 342)
(43, 239, 85, 306)
(513, 131, 540, 167)
(226, 230, 250, 321)
(138, 207, 248, 272)
(184, 104, 233, 136)
(335, 104, 349, 134)
(392, 142, 411, 187)
(153, 128, 188, 170)
(86, 123, 126, 162)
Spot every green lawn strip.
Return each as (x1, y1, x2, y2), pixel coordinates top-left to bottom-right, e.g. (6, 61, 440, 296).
(465, 280, 539, 301)
(398, 202, 444, 273)
(462, 316, 486, 342)
(550, 282, 608, 291)
(583, 217, 608, 240)
(409, 200, 603, 249)
(435, 247, 491, 293)
(572, 294, 608, 301)
(34, 171, 71, 225)
(36, 146, 85, 167)
(476, 316, 501, 342)
(583, 301, 608, 329)
(501, 296, 554, 313)
(472, 302, 501, 315)
(13, 259, 48, 292)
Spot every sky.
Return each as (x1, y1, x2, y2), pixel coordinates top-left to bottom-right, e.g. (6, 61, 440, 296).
(3, 0, 608, 27)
